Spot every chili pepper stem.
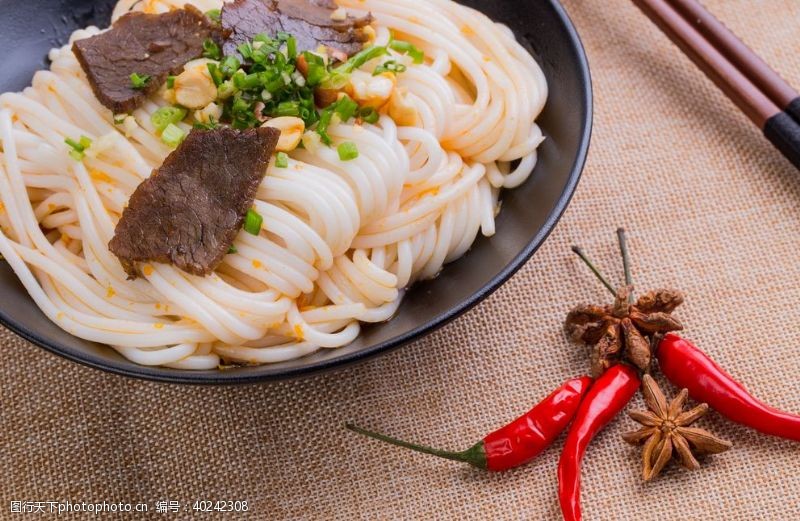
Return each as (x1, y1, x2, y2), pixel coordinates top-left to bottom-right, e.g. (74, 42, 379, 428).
(571, 246, 616, 296)
(345, 423, 485, 468)
(616, 228, 634, 304)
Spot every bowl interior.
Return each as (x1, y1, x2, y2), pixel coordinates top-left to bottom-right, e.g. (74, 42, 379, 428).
(0, 0, 591, 383)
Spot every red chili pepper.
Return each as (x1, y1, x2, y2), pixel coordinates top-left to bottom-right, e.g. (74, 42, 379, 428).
(346, 376, 592, 471)
(657, 333, 800, 442)
(558, 364, 641, 521)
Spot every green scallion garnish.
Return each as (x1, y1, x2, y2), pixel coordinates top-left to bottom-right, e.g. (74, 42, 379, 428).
(374, 60, 407, 76)
(130, 73, 151, 90)
(275, 152, 289, 168)
(243, 208, 263, 235)
(193, 116, 219, 130)
(337, 142, 359, 161)
(220, 55, 241, 77)
(228, 244, 238, 254)
(161, 123, 186, 148)
(359, 107, 379, 124)
(302, 52, 328, 86)
(274, 100, 301, 117)
(217, 80, 237, 99)
(202, 38, 222, 60)
(205, 8, 221, 23)
(166, 76, 176, 89)
(64, 135, 93, 161)
(334, 95, 359, 121)
(151, 106, 188, 132)
(389, 40, 425, 64)
(316, 94, 355, 145)
(286, 36, 298, 60)
(189, 32, 400, 145)
(207, 62, 224, 87)
(339, 46, 389, 74)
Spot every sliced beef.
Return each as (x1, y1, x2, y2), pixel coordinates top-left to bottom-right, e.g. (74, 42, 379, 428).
(221, 0, 373, 57)
(73, 6, 222, 114)
(109, 127, 280, 278)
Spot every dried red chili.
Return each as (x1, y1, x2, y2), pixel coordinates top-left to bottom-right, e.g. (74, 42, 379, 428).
(657, 333, 800, 442)
(346, 376, 592, 471)
(558, 364, 641, 521)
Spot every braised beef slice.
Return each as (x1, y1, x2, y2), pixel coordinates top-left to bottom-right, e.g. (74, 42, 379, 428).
(73, 6, 222, 114)
(109, 127, 280, 278)
(221, 0, 373, 57)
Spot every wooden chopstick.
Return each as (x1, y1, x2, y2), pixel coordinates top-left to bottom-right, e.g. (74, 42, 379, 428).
(632, 0, 800, 169)
(669, 0, 800, 123)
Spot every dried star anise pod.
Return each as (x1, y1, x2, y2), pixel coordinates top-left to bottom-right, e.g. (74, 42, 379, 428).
(564, 231, 685, 376)
(566, 286, 684, 375)
(622, 375, 732, 481)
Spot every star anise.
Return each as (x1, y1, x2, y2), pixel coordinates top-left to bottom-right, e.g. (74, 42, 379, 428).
(622, 375, 732, 481)
(564, 236, 684, 376)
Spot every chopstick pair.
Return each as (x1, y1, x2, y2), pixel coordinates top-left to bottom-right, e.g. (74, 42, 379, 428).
(632, 0, 800, 170)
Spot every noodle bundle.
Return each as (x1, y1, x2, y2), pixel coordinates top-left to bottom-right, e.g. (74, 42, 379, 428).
(0, 0, 547, 369)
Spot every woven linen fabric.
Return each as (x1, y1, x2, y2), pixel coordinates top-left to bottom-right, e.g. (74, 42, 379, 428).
(2, 1, 800, 519)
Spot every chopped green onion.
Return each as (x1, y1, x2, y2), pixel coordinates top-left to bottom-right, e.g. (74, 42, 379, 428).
(373, 60, 407, 76)
(207, 63, 224, 87)
(231, 95, 250, 112)
(227, 244, 238, 254)
(319, 45, 391, 90)
(166, 75, 175, 89)
(161, 123, 186, 148)
(243, 208, 263, 235)
(64, 138, 83, 150)
(64, 137, 83, 150)
(334, 94, 358, 121)
(130, 72, 151, 90)
(151, 106, 187, 132)
(64, 135, 93, 161)
(263, 74, 287, 93)
(286, 36, 297, 60)
(202, 38, 222, 60)
(390, 40, 425, 64)
(195, 33, 324, 135)
(193, 116, 218, 130)
(338, 45, 389, 74)
(315, 115, 333, 141)
(274, 100, 301, 117)
(275, 152, 289, 168)
(217, 80, 237, 99)
(254, 32, 282, 48)
(337, 142, 359, 161)
(316, 113, 334, 145)
(205, 8, 221, 23)
(302, 52, 328, 86)
(219, 56, 241, 77)
(113, 114, 127, 125)
(234, 72, 262, 90)
(359, 107, 379, 124)
(320, 70, 350, 91)
(316, 95, 358, 145)
(238, 42, 254, 60)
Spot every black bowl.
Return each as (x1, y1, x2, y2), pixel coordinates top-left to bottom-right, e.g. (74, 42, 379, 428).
(0, 0, 592, 384)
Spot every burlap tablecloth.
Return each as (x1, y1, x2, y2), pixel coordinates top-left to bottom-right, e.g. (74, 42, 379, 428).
(2, 1, 800, 519)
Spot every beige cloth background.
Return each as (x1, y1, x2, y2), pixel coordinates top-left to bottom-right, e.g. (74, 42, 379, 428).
(2, 0, 800, 519)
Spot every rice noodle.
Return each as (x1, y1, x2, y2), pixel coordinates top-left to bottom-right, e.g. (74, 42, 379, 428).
(0, 0, 547, 369)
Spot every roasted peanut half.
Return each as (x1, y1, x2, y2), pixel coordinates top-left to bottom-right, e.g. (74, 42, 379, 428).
(262, 116, 306, 152)
(174, 68, 217, 109)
